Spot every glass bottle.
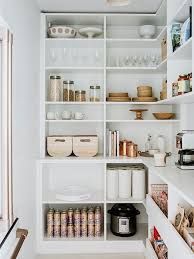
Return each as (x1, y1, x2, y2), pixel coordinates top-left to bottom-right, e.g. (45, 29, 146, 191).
(145, 134, 152, 152)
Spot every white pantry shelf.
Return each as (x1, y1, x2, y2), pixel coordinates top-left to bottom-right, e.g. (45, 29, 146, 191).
(168, 37, 192, 60)
(45, 66, 104, 71)
(107, 198, 145, 204)
(106, 120, 180, 123)
(169, 0, 192, 24)
(107, 223, 147, 242)
(43, 236, 105, 242)
(45, 120, 104, 123)
(146, 195, 194, 259)
(45, 38, 104, 48)
(45, 101, 104, 105)
(146, 239, 158, 259)
(158, 92, 194, 104)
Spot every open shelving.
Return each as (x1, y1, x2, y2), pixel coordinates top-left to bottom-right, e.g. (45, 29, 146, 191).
(38, 0, 194, 256)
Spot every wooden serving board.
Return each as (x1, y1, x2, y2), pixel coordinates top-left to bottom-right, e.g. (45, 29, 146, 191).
(107, 97, 131, 102)
(132, 97, 158, 102)
(109, 92, 129, 97)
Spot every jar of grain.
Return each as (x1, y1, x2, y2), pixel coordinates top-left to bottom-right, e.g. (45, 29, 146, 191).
(178, 74, 190, 95)
(90, 85, 101, 102)
(48, 75, 62, 102)
(75, 90, 86, 102)
(63, 80, 75, 102)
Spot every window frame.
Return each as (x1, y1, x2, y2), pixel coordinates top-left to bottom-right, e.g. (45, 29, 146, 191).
(0, 24, 13, 232)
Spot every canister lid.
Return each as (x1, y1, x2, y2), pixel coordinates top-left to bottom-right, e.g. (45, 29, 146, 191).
(90, 85, 101, 89)
(63, 80, 74, 84)
(50, 75, 61, 79)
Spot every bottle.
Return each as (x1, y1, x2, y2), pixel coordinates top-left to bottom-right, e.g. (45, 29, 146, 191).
(157, 135, 166, 153)
(145, 134, 152, 152)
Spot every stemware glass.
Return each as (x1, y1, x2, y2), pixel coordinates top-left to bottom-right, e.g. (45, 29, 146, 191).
(132, 55, 138, 67)
(49, 48, 58, 65)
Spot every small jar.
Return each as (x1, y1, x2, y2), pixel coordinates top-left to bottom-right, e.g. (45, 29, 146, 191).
(75, 90, 86, 102)
(90, 85, 101, 102)
(48, 75, 62, 102)
(63, 80, 75, 101)
(188, 73, 192, 91)
(178, 74, 190, 95)
(172, 82, 179, 97)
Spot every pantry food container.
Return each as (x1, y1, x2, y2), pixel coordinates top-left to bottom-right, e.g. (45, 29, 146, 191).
(63, 80, 75, 101)
(107, 168, 119, 200)
(47, 136, 73, 157)
(161, 36, 167, 61)
(48, 75, 63, 102)
(73, 135, 98, 157)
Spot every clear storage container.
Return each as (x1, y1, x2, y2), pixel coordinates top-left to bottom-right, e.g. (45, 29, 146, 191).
(90, 85, 101, 102)
(75, 90, 86, 102)
(63, 80, 75, 101)
(48, 75, 62, 102)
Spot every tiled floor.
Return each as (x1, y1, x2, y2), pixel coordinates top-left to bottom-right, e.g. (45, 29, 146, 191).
(36, 253, 145, 259)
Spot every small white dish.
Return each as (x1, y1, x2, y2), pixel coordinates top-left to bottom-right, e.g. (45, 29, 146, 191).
(62, 111, 72, 120)
(47, 112, 60, 120)
(139, 25, 156, 39)
(79, 27, 103, 38)
(74, 112, 85, 120)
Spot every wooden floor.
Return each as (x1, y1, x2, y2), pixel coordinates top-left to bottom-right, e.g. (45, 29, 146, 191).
(36, 254, 145, 259)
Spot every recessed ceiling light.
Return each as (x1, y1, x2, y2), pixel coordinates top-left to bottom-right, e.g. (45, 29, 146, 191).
(106, 0, 130, 6)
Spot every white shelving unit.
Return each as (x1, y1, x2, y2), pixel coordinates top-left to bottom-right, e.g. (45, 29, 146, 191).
(37, 0, 194, 256)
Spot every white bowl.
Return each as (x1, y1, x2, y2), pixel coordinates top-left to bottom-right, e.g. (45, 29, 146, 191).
(139, 25, 156, 39)
(48, 25, 77, 38)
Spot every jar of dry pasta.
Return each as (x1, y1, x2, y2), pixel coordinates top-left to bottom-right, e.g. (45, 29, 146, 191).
(75, 90, 86, 102)
(63, 80, 75, 101)
(48, 75, 62, 102)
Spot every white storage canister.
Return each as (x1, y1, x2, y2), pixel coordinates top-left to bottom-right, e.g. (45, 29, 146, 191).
(107, 168, 119, 200)
(118, 168, 132, 199)
(48, 75, 63, 102)
(132, 168, 145, 200)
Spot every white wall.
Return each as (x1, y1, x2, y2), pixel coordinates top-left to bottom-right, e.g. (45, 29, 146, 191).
(0, 0, 40, 258)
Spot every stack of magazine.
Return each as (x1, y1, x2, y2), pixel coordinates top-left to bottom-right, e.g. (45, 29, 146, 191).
(106, 129, 120, 157)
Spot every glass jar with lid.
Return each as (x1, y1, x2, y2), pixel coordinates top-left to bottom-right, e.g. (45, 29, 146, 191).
(90, 85, 101, 102)
(63, 80, 75, 101)
(48, 75, 62, 102)
(75, 90, 86, 102)
(178, 74, 190, 95)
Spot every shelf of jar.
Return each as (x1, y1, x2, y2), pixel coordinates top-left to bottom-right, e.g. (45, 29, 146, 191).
(167, 37, 192, 60)
(43, 236, 105, 242)
(106, 223, 147, 242)
(45, 120, 104, 123)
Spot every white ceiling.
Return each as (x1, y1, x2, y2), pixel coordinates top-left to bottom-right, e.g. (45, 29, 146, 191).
(36, 0, 164, 13)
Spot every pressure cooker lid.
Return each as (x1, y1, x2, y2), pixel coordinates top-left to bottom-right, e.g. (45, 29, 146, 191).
(108, 204, 140, 217)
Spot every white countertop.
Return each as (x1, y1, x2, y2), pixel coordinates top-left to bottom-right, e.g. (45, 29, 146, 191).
(141, 156, 194, 207)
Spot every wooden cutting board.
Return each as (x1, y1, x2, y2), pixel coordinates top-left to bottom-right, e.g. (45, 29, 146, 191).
(109, 92, 129, 97)
(132, 97, 158, 102)
(107, 97, 131, 102)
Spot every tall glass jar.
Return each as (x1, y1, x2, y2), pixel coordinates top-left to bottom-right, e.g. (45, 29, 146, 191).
(90, 85, 101, 102)
(48, 75, 62, 102)
(63, 80, 75, 101)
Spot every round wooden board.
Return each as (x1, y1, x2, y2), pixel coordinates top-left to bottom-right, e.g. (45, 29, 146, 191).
(109, 92, 129, 97)
(132, 97, 158, 102)
(107, 97, 131, 102)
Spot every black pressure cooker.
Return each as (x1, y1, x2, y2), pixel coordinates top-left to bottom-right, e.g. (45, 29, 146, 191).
(108, 204, 140, 237)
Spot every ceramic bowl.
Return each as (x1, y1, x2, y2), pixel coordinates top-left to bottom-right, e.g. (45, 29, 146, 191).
(153, 113, 175, 120)
(48, 25, 77, 38)
(139, 25, 156, 39)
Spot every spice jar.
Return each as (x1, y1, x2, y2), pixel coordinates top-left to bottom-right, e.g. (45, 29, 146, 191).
(48, 75, 62, 102)
(90, 85, 101, 102)
(188, 73, 192, 91)
(75, 90, 86, 102)
(178, 74, 190, 95)
(172, 82, 178, 97)
(63, 80, 75, 101)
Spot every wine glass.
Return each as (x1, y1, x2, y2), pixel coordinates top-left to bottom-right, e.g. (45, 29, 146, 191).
(49, 48, 58, 65)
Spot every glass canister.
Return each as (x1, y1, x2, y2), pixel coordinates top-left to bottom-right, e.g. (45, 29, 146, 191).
(178, 74, 190, 95)
(75, 90, 86, 102)
(48, 75, 62, 102)
(63, 80, 75, 101)
(90, 85, 101, 102)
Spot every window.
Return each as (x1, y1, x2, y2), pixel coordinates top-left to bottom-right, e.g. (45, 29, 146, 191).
(0, 25, 13, 231)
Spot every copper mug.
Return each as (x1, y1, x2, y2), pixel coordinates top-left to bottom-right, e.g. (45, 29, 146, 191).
(126, 143, 138, 157)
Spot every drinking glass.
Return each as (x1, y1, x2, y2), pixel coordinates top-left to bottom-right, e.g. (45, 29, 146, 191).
(49, 48, 58, 65)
